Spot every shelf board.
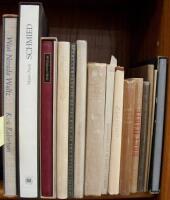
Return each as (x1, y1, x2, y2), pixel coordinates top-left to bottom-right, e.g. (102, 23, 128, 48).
(0, 181, 156, 199)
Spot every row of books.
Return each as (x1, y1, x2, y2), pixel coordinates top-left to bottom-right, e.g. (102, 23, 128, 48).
(2, 2, 167, 199)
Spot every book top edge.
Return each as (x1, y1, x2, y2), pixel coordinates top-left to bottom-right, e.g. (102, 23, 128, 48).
(19, 2, 43, 6)
(41, 37, 57, 41)
(115, 66, 124, 71)
(3, 14, 18, 18)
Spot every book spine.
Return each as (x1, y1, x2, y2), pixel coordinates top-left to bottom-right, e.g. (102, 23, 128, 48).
(74, 40, 87, 198)
(3, 15, 18, 196)
(57, 42, 70, 199)
(102, 65, 115, 194)
(150, 58, 167, 193)
(137, 81, 150, 192)
(19, 4, 44, 197)
(108, 67, 124, 195)
(119, 79, 136, 195)
(68, 43, 76, 198)
(40, 40, 54, 197)
(85, 63, 106, 196)
(131, 78, 143, 193)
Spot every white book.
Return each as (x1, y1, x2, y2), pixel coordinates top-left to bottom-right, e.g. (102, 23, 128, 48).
(108, 67, 124, 195)
(102, 56, 117, 194)
(3, 14, 18, 196)
(19, 3, 47, 197)
(74, 40, 87, 198)
(57, 42, 70, 199)
(85, 63, 106, 196)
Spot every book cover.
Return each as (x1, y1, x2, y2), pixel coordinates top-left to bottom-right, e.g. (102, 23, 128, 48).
(108, 67, 124, 195)
(85, 63, 106, 196)
(18, 3, 47, 197)
(68, 43, 76, 198)
(74, 40, 87, 198)
(57, 41, 70, 199)
(2, 14, 18, 196)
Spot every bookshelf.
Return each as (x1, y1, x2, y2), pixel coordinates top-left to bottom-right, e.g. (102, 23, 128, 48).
(0, 0, 169, 199)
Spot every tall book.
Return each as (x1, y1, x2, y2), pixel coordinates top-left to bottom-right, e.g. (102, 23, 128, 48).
(102, 56, 117, 194)
(18, 3, 47, 197)
(57, 42, 70, 199)
(108, 67, 124, 195)
(2, 14, 18, 196)
(138, 81, 150, 192)
(68, 43, 76, 198)
(40, 37, 57, 198)
(149, 57, 167, 193)
(119, 79, 136, 195)
(74, 40, 87, 198)
(131, 78, 143, 193)
(85, 63, 106, 196)
(126, 65, 155, 190)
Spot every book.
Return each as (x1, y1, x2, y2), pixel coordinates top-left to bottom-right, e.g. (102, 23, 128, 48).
(126, 64, 155, 190)
(18, 3, 47, 197)
(108, 67, 124, 195)
(131, 78, 143, 193)
(68, 43, 76, 198)
(102, 56, 117, 194)
(138, 81, 150, 192)
(85, 63, 106, 196)
(149, 57, 167, 193)
(2, 14, 18, 196)
(57, 41, 70, 199)
(74, 40, 87, 198)
(119, 79, 136, 195)
(40, 37, 57, 198)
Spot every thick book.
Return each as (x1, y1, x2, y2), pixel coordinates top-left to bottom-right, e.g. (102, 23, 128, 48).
(74, 40, 87, 198)
(57, 42, 70, 199)
(138, 81, 150, 192)
(85, 63, 106, 196)
(40, 37, 57, 198)
(149, 57, 167, 193)
(68, 43, 76, 198)
(102, 57, 117, 194)
(18, 3, 47, 197)
(131, 78, 143, 193)
(2, 14, 18, 196)
(126, 65, 155, 190)
(119, 79, 136, 195)
(108, 67, 124, 195)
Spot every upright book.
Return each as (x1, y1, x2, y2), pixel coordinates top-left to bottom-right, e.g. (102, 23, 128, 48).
(18, 3, 47, 197)
(40, 37, 57, 198)
(57, 41, 70, 199)
(74, 40, 87, 198)
(2, 14, 18, 196)
(85, 63, 106, 196)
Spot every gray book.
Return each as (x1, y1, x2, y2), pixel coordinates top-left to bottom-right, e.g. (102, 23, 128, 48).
(68, 43, 76, 198)
(149, 57, 167, 193)
(2, 14, 18, 196)
(137, 81, 150, 192)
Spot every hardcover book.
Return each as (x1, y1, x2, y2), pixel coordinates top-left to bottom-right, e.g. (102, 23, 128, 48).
(18, 3, 47, 197)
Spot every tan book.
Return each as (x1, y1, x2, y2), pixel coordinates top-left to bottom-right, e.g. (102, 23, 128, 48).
(85, 63, 106, 196)
(74, 40, 87, 198)
(131, 78, 143, 193)
(102, 56, 117, 194)
(126, 65, 155, 190)
(119, 79, 136, 195)
(108, 67, 124, 195)
(57, 42, 70, 199)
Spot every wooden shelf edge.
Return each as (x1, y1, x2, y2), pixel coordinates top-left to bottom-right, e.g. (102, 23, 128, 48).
(0, 180, 156, 199)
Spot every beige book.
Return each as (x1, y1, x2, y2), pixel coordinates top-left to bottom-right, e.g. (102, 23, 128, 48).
(131, 78, 143, 193)
(108, 67, 124, 195)
(57, 42, 70, 199)
(74, 40, 87, 198)
(102, 56, 117, 194)
(85, 63, 106, 196)
(126, 65, 154, 190)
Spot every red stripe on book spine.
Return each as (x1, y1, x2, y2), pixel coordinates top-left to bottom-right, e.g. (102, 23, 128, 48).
(41, 40, 53, 196)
